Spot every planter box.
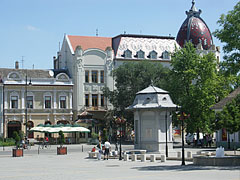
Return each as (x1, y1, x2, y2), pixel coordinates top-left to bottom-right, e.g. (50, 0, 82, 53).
(13, 148, 23, 157)
(57, 147, 67, 155)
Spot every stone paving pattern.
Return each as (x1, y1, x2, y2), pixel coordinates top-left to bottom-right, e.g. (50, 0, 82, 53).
(0, 144, 239, 180)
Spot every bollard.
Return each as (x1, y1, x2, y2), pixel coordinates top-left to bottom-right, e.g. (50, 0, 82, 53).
(82, 145, 83, 152)
(150, 155, 155, 162)
(187, 151, 192, 158)
(177, 151, 181, 158)
(131, 154, 136, 161)
(124, 154, 129, 161)
(141, 154, 146, 162)
(161, 155, 166, 162)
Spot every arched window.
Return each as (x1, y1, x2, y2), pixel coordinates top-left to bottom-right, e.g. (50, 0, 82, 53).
(137, 50, 145, 59)
(124, 49, 132, 58)
(149, 51, 157, 59)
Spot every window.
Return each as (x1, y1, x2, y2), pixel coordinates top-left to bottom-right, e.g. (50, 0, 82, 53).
(162, 51, 170, 59)
(124, 49, 132, 58)
(100, 71, 104, 83)
(45, 96, 51, 109)
(92, 71, 98, 83)
(137, 50, 145, 59)
(85, 70, 89, 83)
(149, 51, 157, 59)
(27, 96, 33, 109)
(60, 96, 66, 109)
(92, 94, 98, 107)
(11, 96, 18, 109)
(85, 94, 89, 107)
(101, 94, 104, 107)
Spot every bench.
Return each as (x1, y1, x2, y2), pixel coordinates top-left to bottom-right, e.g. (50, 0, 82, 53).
(88, 151, 99, 158)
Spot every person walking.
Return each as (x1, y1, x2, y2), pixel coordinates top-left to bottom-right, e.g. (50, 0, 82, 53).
(104, 140, 111, 160)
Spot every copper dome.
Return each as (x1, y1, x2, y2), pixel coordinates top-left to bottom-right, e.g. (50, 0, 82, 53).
(176, 0, 213, 50)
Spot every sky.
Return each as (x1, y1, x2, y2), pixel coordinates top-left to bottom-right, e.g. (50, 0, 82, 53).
(0, 0, 239, 70)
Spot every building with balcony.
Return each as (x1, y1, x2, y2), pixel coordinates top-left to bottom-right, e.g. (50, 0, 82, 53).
(54, 35, 114, 121)
(0, 64, 73, 139)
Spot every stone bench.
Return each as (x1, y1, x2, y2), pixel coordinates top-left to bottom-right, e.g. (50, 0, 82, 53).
(88, 151, 99, 158)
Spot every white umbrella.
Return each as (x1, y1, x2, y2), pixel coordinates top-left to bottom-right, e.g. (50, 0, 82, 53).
(74, 126, 90, 132)
(29, 126, 46, 132)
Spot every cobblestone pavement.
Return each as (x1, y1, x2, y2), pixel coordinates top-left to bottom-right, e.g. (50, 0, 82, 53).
(0, 144, 239, 180)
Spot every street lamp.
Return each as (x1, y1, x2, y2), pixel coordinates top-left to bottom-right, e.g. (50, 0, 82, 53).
(115, 117, 126, 160)
(25, 74, 32, 138)
(165, 108, 168, 157)
(178, 112, 190, 166)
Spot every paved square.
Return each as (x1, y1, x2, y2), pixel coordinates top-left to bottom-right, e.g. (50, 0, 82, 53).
(0, 144, 239, 180)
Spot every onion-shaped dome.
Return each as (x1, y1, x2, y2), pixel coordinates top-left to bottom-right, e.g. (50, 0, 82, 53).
(176, 0, 213, 50)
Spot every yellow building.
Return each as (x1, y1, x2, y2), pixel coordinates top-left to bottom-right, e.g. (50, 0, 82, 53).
(0, 64, 73, 140)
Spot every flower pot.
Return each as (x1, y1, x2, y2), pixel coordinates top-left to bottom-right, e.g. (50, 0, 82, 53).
(13, 148, 23, 157)
(57, 146, 67, 155)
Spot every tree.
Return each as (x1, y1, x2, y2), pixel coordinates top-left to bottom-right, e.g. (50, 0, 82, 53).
(168, 42, 227, 134)
(213, 2, 240, 75)
(58, 130, 65, 147)
(216, 94, 240, 134)
(103, 61, 170, 126)
(13, 131, 21, 149)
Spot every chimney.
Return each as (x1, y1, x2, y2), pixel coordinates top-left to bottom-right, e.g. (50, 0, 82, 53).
(15, 61, 19, 69)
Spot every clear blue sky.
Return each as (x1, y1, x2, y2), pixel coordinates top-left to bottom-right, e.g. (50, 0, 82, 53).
(0, 0, 239, 69)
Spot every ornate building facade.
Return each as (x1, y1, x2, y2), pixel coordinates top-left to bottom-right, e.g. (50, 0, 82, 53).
(0, 63, 73, 138)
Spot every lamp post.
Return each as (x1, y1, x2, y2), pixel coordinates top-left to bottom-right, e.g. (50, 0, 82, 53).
(165, 109, 168, 157)
(179, 112, 190, 166)
(25, 74, 32, 138)
(115, 117, 125, 160)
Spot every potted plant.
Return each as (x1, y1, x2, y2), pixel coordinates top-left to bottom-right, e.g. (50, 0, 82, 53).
(57, 130, 67, 155)
(12, 131, 23, 157)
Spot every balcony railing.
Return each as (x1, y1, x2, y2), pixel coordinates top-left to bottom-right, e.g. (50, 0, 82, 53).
(4, 108, 73, 115)
(85, 106, 108, 111)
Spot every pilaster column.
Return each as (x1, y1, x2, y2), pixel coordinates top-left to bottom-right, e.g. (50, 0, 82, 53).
(21, 88, 25, 109)
(69, 91, 72, 109)
(4, 90, 8, 109)
(53, 90, 57, 109)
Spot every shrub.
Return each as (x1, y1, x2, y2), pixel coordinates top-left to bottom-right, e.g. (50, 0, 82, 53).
(58, 130, 65, 147)
(13, 131, 21, 149)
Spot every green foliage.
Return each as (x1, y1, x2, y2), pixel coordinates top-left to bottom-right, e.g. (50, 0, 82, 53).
(103, 61, 169, 124)
(13, 131, 21, 149)
(213, 2, 240, 75)
(102, 128, 108, 143)
(58, 130, 65, 146)
(91, 133, 98, 140)
(216, 94, 240, 134)
(168, 42, 227, 134)
(0, 138, 15, 146)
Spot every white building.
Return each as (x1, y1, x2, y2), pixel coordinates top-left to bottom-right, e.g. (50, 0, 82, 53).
(112, 34, 180, 68)
(55, 35, 114, 120)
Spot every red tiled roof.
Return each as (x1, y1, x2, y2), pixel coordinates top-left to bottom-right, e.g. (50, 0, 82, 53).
(67, 35, 112, 52)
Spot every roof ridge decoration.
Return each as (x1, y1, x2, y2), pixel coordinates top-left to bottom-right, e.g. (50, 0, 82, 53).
(186, 0, 202, 18)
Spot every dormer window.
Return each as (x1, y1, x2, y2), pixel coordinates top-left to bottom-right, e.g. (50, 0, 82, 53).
(162, 51, 170, 59)
(137, 50, 145, 59)
(124, 49, 132, 58)
(149, 51, 157, 59)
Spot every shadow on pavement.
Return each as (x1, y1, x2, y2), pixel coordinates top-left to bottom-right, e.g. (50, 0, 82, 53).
(132, 164, 240, 172)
